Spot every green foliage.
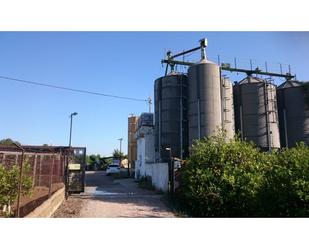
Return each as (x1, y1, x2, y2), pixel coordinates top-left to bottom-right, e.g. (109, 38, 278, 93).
(0, 163, 33, 215)
(112, 149, 127, 159)
(258, 142, 309, 216)
(86, 154, 112, 171)
(175, 132, 309, 217)
(0, 138, 21, 146)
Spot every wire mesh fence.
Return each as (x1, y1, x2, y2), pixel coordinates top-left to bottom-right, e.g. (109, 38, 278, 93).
(0, 145, 71, 217)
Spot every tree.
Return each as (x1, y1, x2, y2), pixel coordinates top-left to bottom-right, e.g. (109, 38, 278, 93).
(0, 138, 21, 146)
(112, 149, 126, 159)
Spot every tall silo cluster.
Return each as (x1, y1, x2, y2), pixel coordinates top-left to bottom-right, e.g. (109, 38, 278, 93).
(277, 80, 309, 147)
(154, 57, 235, 162)
(153, 39, 309, 163)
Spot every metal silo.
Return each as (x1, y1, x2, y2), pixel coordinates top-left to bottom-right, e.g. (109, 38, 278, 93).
(277, 80, 309, 147)
(221, 77, 235, 140)
(188, 59, 222, 146)
(154, 73, 189, 162)
(233, 76, 281, 150)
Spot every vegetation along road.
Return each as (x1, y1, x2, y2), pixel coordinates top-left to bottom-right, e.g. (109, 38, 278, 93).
(53, 171, 175, 218)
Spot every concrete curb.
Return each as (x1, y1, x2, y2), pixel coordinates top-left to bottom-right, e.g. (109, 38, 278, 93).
(25, 187, 65, 218)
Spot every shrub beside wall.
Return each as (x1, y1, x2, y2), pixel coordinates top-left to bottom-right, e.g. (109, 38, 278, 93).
(175, 133, 309, 217)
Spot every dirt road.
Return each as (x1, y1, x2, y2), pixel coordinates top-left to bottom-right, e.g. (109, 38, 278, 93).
(53, 171, 175, 218)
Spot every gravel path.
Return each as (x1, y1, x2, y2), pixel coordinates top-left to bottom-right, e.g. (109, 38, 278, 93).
(53, 171, 175, 218)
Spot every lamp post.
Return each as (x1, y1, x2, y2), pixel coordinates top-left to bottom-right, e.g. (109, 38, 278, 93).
(165, 147, 173, 195)
(69, 112, 78, 147)
(118, 138, 123, 170)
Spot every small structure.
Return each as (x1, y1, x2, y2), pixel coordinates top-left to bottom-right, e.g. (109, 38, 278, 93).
(135, 125, 155, 179)
(127, 115, 139, 171)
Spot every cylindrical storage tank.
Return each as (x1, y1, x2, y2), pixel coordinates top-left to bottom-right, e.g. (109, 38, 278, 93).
(154, 73, 189, 162)
(221, 77, 235, 140)
(188, 59, 222, 146)
(277, 80, 309, 147)
(233, 76, 281, 150)
(138, 112, 154, 128)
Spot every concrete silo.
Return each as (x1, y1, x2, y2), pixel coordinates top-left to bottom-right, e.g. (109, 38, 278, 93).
(188, 59, 222, 146)
(154, 73, 189, 162)
(221, 77, 235, 140)
(233, 76, 280, 150)
(277, 80, 309, 147)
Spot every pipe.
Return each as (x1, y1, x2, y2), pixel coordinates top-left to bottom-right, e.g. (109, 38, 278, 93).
(283, 108, 289, 147)
(180, 78, 183, 160)
(197, 99, 201, 139)
(264, 83, 271, 151)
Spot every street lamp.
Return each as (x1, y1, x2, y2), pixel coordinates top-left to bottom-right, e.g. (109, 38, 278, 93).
(69, 112, 78, 147)
(165, 147, 173, 195)
(118, 138, 123, 155)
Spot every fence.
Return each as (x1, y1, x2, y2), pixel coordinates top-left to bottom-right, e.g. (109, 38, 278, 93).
(0, 145, 72, 217)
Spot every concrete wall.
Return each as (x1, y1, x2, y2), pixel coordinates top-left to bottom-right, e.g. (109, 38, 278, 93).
(25, 187, 65, 218)
(143, 163, 169, 193)
(135, 126, 155, 179)
(151, 163, 169, 192)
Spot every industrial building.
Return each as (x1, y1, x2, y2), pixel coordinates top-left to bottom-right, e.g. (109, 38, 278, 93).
(131, 38, 309, 187)
(155, 38, 308, 160)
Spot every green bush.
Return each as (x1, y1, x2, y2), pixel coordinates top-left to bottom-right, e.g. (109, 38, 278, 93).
(175, 133, 309, 217)
(0, 163, 33, 216)
(258, 143, 309, 216)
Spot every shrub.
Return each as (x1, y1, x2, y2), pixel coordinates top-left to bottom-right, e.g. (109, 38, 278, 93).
(258, 143, 309, 216)
(175, 132, 309, 217)
(0, 163, 33, 216)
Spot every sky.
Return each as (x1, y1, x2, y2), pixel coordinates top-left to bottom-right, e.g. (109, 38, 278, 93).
(1, 32, 309, 156)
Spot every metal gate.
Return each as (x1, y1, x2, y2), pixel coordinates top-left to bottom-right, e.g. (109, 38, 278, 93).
(65, 147, 86, 194)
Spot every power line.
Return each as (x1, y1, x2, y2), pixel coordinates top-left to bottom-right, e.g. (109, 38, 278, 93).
(0, 75, 148, 102)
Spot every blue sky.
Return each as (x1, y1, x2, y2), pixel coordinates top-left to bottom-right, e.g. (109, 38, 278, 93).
(1, 32, 309, 156)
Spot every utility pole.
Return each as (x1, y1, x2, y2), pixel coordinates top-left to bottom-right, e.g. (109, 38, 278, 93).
(69, 112, 78, 147)
(148, 97, 152, 113)
(118, 138, 123, 171)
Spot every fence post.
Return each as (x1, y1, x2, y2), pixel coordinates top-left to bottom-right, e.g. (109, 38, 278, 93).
(14, 143, 25, 218)
(48, 150, 55, 197)
(32, 154, 37, 188)
(38, 155, 42, 186)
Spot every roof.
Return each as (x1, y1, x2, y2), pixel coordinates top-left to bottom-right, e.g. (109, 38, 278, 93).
(238, 76, 265, 85)
(278, 80, 301, 89)
(278, 80, 308, 89)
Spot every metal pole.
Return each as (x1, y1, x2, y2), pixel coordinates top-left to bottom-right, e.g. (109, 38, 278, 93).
(197, 99, 201, 139)
(69, 114, 73, 147)
(169, 149, 174, 196)
(148, 97, 152, 113)
(14, 143, 25, 218)
(265, 61, 268, 72)
(32, 154, 37, 188)
(283, 109, 289, 147)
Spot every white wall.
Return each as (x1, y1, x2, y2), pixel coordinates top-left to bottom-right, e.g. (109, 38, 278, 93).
(135, 126, 155, 179)
(143, 162, 169, 193)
